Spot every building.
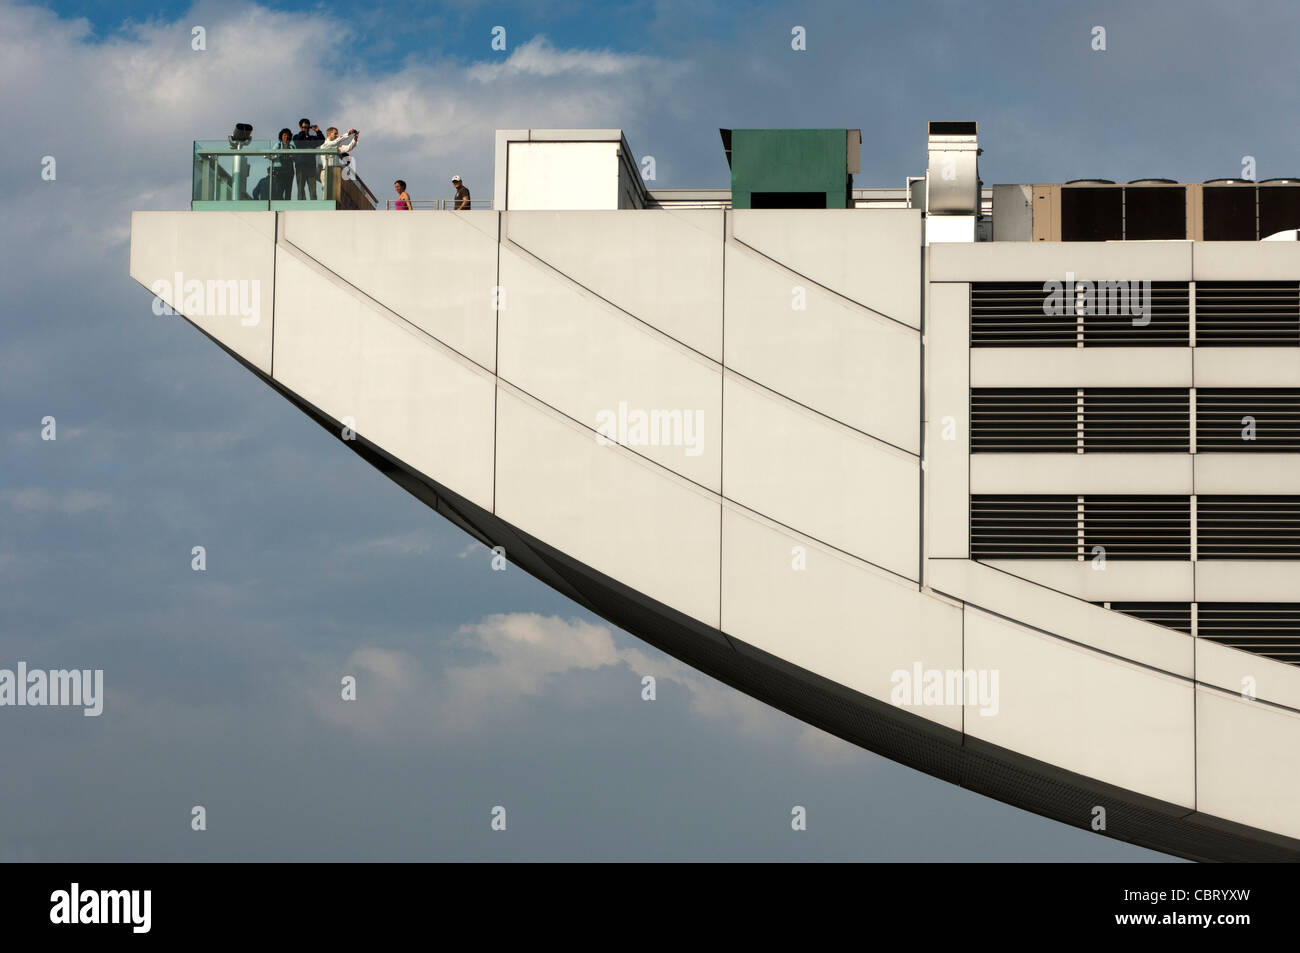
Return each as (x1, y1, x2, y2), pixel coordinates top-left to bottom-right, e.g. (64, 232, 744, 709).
(130, 122, 1300, 861)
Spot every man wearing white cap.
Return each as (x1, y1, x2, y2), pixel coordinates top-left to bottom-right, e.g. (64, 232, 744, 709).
(452, 175, 470, 210)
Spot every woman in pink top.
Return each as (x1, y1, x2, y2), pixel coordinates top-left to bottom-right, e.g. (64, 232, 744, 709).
(393, 180, 411, 210)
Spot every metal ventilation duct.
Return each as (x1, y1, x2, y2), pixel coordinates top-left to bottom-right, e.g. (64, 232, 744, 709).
(925, 120, 980, 215)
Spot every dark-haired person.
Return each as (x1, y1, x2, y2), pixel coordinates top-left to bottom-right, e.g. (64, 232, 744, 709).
(271, 128, 295, 200)
(451, 175, 470, 210)
(291, 118, 324, 199)
(393, 180, 411, 210)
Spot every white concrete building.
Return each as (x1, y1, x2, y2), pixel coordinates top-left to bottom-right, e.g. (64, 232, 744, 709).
(131, 123, 1300, 861)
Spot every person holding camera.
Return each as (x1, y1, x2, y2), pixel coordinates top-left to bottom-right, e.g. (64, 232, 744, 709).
(291, 118, 325, 199)
(318, 126, 360, 196)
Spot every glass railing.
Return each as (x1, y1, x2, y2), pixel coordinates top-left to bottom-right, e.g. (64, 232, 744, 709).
(192, 140, 376, 210)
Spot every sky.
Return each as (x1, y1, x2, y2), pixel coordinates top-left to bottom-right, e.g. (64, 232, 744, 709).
(8, 0, 1296, 862)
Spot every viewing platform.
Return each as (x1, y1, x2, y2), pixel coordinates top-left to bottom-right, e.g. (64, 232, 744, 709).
(192, 139, 378, 211)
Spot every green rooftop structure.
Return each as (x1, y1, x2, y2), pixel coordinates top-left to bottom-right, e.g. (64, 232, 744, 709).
(720, 128, 862, 209)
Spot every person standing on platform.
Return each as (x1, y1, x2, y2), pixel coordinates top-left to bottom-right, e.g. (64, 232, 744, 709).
(292, 118, 325, 199)
(452, 175, 470, 210)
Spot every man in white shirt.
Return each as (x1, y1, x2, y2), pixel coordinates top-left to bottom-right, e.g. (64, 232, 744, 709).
(319, 127, 360, 196)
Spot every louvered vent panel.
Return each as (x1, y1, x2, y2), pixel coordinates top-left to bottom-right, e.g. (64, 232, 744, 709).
(969, 496, 1077, 558)
(970, 389, 1077, 451)
(1081, 281, 1189, 346)
(1106, 602, 1193, 634)
(971, 283, 1076, 347)
(1195, 282, 1300, 346)
(1082, 389, 1189, 451)
(1196, 389, 1300, 451)
(1090, 602, 1300, 665)
(1083, 496, 1191, 560)
(1197, 496, 1300, 559)
(1198, 604, 1300, 664)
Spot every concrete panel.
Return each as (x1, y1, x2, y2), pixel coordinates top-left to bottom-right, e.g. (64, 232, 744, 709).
(930, 241, 1193, 282)
(722, 373, 919, 580)
(971, 453, 1193, 495)
(979, 560, 1194, 603)
(1196, 639, 1300, 713)
(725, 242, 920, 451)
(972, 348, 1192, 387)
(730, 209, 922, 327)
(1193, 241, 1300, 280)
(279, 210, 499, 372)
(721, 505, 962, 730)
(1196, 561, 1300, 602)
(1197, 687, 1300, 840)
(965, 607, 1195, 808)
(495, 386, 720, 626)
(1196, 454, 1300, 494)
(271, 249, 495, 511)
(926, 282, 969, 558)
(129, 211, 275, 374)
(1194, 348, 1300, 387)
(505, 210, 723, 361)
(497, 245, 722, 491)
(927, 558, 1193, 677)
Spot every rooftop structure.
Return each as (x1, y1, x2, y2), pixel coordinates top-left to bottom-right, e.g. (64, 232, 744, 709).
(139, 121, 1300, 861)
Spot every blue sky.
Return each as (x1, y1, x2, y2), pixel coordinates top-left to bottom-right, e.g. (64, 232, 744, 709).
(10, 0, 1296, 861)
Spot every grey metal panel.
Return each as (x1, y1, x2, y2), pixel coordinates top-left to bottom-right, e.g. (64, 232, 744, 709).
(993, 184, 1033, 241)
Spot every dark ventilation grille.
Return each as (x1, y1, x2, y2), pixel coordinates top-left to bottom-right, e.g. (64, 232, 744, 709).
(1090, 602, 1300, 665)
(970, 389, 1077, 451)
(1106, 602, 1193, 634)
(1124, 187, 1187, 241)
(1258, 186, 1300, 238)
(1061, 187, 1124, 241)
(1198, 604, 1300, 663)
(1081, 281, 1189, 346)
(1082, 389, 1189, 451)
(1197, 496, 1300, 558)
(971, 282, 1189, 346)
(971, 496, 1300, 560)
(971, 283, 1076, 347)
(1197, 389, 1300, 451)
(1203, 185, 1257, 240)
(1083, 496, 1191, 560)
(1195, 282, 1300, 346)
(970, 496, 1077, 558)
(928, 121, 977, 135)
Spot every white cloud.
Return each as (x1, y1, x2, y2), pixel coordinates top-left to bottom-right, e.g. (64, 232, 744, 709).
(466, 35, 665, 80)
(338, 530, 434, 557)
(306, 611, 856, 762)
